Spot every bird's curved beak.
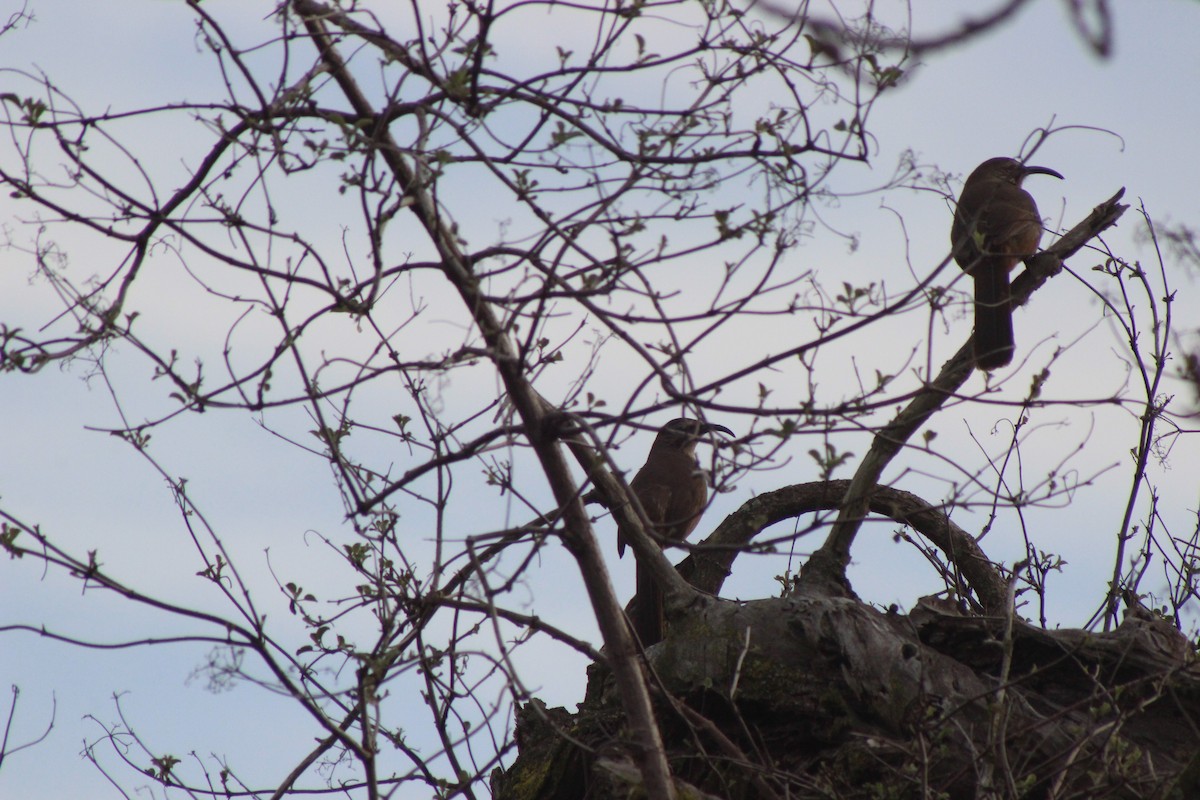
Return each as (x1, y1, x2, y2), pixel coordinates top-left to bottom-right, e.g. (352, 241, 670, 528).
(704, 423, 735, 438)
(1022, 165, 1064, 180)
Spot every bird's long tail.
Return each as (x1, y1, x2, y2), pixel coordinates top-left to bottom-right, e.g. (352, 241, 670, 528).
(631, 559, 664, 647)
(973, 259, 1015, 370)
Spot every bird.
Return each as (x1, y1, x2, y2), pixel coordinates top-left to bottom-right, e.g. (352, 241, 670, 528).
(950, 156, 1063, 370)
(617, 418, 733, 647)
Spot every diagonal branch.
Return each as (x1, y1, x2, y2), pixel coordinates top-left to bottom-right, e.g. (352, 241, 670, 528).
(799, 189, 1129, 595)
(290, 2, 677, 796)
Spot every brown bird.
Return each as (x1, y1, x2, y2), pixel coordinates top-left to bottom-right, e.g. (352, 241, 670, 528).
(619, 418, 733, 647)
(950, 157, 1063, 370)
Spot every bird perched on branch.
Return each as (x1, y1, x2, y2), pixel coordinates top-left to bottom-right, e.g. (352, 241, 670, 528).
(617, 418, 733, 647)
(950, 156, 1063, 370)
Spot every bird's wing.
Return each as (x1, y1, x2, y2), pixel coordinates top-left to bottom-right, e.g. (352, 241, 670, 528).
(989, 191, 1043, 258)
(617, 479, 671, 557)
(633, 482, 672, 528)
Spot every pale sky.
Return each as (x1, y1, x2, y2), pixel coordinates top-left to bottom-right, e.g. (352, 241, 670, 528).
(3, 2, 1199, 798)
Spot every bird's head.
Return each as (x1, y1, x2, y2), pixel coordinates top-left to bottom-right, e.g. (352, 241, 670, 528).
(653, 418, 734, 452)
(971, 156, 1064, 186)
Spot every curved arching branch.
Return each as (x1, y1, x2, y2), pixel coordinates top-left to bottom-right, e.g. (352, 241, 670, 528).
(679, 479, 1009, 613)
